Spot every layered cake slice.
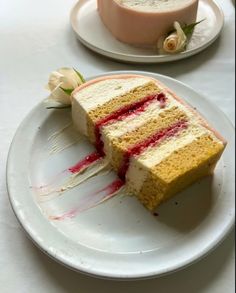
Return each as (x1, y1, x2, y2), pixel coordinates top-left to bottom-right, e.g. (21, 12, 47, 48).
(72, 74, 226, 210)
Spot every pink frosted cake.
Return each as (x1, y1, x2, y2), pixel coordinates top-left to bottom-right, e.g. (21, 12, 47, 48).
(97, 0, 199, 46)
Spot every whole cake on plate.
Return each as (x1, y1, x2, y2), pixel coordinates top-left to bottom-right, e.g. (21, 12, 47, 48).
(97, 0, 199, 46)
(71, 74, 226, 210)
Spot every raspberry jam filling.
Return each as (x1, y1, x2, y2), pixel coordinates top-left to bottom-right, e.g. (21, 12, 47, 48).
(118, 119, 188, 180)
(68, 152, 102, 174)
(94, 179, 125, 195)
(94, 93, 167, 154)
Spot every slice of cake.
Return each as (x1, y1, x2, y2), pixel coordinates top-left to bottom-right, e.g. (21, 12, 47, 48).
(97, 0, 199, 46)
(72, 74, 226, 210)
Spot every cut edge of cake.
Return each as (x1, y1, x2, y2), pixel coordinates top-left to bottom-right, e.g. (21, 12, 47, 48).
(71, 74, 227, 210)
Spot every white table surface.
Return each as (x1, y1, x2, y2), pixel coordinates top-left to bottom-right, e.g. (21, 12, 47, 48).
(0, 0, 235, 292)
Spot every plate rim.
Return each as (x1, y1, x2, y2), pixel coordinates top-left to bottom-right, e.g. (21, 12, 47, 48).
(6, 71, 235, 280)
(70, 0, 224, 64)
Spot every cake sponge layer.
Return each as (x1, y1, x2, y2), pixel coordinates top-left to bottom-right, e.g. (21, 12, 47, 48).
(138, 134, 225, 210)
(87, 81, 161, 143)
(109, 106, 188, 172)
(72, 75, 154, 136)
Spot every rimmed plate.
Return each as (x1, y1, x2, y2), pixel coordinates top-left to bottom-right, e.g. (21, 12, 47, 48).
(70, 0, 224, 63)
(7, 71, 235, 280)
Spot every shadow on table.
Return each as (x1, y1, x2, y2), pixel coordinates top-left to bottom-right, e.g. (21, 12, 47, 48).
(67, 27, 222, 80)
(155, 176, 213, 233)
(30, 229, 234, 293)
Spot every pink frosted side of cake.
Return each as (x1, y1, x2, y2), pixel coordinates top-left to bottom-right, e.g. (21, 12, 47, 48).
(97, 0, 199, 46)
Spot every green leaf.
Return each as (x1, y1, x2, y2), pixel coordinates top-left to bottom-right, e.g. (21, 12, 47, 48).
(46, 105, 71, 110)
(182, 19, 206, 36)
(73, 68, 86, 83)
(60, 87, 74, 95)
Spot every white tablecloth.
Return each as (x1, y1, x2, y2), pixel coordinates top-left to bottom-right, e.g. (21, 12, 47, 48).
(0, 0, 235, 292)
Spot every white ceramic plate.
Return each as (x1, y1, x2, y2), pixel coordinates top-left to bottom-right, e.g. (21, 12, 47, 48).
(7, 71, 235, 280)
(70, 0, 224, 63)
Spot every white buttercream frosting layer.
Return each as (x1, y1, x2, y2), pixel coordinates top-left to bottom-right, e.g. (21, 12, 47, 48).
(118, 0, 194, 12)
(72, 77, 152, 135)
(101, 96, 174, 159)
(100, 90, 197, 156)
(126, 124, 223, 193)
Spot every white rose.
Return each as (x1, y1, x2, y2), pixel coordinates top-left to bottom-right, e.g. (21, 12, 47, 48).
(46, 68, 84, 105)
(162, 22, 187, 54)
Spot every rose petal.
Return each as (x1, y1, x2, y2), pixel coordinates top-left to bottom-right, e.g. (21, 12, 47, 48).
(174, 21, 187, 51)
(47, 84, 71, 105)
(58, 68, 83, 89)
(48, 71, 64, 91)
(46, 67, 85, 105)
(163, 34, 178, 53)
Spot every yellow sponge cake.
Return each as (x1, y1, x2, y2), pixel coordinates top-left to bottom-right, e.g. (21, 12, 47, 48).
(72, 74, 226, 210)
